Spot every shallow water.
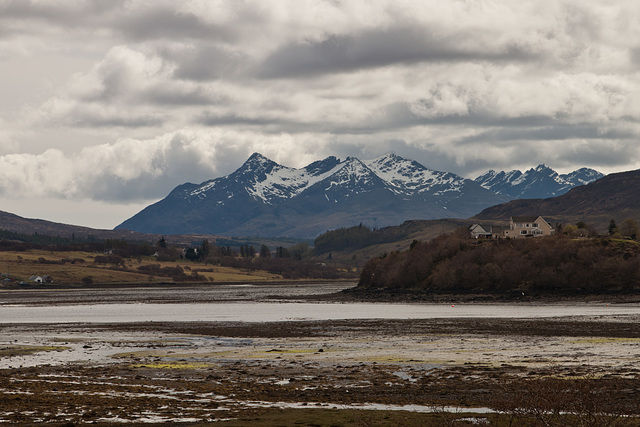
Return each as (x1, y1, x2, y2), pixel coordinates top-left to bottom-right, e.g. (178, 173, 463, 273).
(1, 301, 639, 323)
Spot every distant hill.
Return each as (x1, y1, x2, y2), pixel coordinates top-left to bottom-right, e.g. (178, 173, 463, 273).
(474, 169, 640, 231)
(116, 152, 510, 238)
(0, 210, 216, 245)
(474, 164, 603, 199)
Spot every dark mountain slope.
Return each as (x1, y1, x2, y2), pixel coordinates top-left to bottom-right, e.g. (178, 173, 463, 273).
(474, 169, 640, 230)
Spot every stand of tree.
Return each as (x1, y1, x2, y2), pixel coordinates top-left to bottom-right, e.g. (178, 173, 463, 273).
(314, 223, 404, 254)
(358, 233, 640, 295)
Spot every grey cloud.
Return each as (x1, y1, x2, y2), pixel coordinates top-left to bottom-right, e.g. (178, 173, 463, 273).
(455, 123, 638, 147)
(196, 112, 309, 132)
(334, 103, 556, 135)
(169, 45, 250, 81)
(628, 47, 640, 66)
(114, 8, 233, 43)
(142, 87, 225, 106)
(553, 144, 639, 171)
(68, 112, 164, 129)
(0, 0, 125, 33)
(195, 102, 556, 137)
(77, 133, 258, 201)
(258, 26, 537, 79)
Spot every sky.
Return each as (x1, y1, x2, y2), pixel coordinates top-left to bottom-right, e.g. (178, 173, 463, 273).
(2, 0, 640, 229)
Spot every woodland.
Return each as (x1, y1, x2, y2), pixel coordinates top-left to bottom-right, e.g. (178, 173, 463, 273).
(358, 232, 640, 295)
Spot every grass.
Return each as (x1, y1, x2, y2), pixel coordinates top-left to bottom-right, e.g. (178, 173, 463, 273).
(0, 345, 70, 357)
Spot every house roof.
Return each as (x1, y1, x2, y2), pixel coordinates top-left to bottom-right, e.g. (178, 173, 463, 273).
(511, 216, 540, 223)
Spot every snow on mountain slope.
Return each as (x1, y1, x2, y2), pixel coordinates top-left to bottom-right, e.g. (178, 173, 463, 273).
(475, 164, 603, 199)
(188, 153, 343, 205)
(186, 152, 474, 207)
(321, 157, 384, 197)
(364, 153, 464, 195)
(245, 158, 344, 204)
(115, 152, 512, 237)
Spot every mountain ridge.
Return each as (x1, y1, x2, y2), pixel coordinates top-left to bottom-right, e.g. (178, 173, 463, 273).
(116, 152, 511, 238)
(116, 153, 602, 238)
(474, 164, 603, 199)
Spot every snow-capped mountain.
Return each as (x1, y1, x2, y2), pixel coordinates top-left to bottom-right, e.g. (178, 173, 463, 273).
(474, 164, 603, 199)
(116, 153, 510, 238)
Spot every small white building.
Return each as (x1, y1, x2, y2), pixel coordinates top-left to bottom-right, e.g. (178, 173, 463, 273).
(469, 224, 509, 239)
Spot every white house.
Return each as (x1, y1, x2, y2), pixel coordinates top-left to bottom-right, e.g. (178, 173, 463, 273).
(503, 216, 554, 238)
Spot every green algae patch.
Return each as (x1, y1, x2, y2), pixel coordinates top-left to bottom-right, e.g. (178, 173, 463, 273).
(130, 361, 213, 369)
(51, 337, 88, 343)
(111, 350, 170, 359)
(0, 345, 70, 357)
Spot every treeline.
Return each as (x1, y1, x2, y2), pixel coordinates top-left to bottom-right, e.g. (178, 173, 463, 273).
(0, 229, 105, 251)
(314, 223, 403, 254)
(0, 229, 160, 256)
(215, 256, 350, 280)
(185, 240, 353, 279)
(0, 228, 358, 280)
(359, 234, 640, 295)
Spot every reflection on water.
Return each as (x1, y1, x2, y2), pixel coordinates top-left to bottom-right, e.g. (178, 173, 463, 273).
(2, 301, 639, 324)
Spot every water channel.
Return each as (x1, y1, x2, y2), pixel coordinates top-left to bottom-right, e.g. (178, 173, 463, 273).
(2, 301, 639, 323)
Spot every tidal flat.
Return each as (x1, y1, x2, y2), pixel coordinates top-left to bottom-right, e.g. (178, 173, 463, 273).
(1, 283, 639, 425)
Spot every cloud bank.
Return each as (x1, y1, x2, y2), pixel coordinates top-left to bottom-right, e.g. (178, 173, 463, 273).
(2, 0, 640, 226)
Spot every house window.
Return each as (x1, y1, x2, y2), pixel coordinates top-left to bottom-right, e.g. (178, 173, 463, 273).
(520, 230, 528, 235)
(532, 223, 538, 228)
(526, 223, 530, 228)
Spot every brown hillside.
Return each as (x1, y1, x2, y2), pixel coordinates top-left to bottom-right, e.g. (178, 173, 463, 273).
(0, 210, 218, 245)
(474, 169, 640, 231)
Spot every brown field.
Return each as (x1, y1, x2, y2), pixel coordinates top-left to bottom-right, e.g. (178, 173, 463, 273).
(0, 249, 282, 286)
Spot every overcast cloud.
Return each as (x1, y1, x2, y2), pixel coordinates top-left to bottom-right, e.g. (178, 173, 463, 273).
(2, 0, 640, 228)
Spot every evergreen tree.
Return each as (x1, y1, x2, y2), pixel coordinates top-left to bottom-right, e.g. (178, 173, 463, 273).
(260, 244, 271, 258)
(200, 239, 210, 258)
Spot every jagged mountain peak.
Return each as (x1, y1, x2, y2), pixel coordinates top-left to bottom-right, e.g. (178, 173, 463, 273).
(238, 152, 280, 172)
(475, 164, 603, 199)
(533, 163, 551, 171)
(116, 152, 510, 237)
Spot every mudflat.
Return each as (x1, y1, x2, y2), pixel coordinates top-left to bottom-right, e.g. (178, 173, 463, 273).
(1, 284, 639, 425)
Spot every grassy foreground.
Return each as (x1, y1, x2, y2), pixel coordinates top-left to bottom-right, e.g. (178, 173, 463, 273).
(0, 249, 282, 286)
